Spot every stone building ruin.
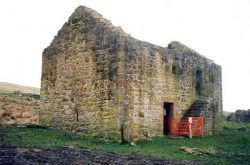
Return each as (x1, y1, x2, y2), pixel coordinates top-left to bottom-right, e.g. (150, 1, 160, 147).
(40, 6, 223, 142)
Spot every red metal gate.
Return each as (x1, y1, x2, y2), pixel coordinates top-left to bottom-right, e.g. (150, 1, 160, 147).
(168, 117, 204, 137)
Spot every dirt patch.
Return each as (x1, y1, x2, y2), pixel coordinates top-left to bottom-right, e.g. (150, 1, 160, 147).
(0, 145, 202, 165)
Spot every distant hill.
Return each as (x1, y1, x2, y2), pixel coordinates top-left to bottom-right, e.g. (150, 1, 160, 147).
(0, 82, 40, 94)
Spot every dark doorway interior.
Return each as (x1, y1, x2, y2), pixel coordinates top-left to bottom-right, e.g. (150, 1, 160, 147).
(163, 102, 173, 135)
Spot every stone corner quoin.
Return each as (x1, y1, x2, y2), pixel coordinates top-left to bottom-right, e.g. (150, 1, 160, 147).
(40, 5, 223, 142)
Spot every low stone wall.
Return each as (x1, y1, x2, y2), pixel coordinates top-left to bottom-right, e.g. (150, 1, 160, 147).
(227, 110, 250, 123)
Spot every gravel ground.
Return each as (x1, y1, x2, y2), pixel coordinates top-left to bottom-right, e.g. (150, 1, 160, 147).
(0, 145, 202, 165)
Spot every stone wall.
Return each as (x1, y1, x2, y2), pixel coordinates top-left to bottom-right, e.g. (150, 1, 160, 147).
(40, 6, 223, 142)
(227, 110, 250, 122)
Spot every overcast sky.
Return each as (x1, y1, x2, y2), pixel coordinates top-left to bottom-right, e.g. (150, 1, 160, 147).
(0, 0, 250, 112)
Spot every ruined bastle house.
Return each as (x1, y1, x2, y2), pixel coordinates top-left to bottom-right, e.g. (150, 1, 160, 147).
(40, 6, 223, 142)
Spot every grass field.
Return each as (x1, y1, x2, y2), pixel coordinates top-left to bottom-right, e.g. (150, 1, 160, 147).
(0, 122, 249, 165)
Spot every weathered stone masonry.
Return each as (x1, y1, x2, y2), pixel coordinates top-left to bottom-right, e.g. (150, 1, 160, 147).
(40, 6, 223, 142)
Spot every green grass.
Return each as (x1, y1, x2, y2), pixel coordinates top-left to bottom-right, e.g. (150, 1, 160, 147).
(0, 122, 250, 165)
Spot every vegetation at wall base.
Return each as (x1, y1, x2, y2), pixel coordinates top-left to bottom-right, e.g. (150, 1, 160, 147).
(0, 122, 249, 165)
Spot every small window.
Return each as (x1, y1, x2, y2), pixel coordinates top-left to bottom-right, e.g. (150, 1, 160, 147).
(209, 75, 215, 83)
(172, 65, 177, 74)
(196, 70, 203, 96)
(172, 65, 183, 75)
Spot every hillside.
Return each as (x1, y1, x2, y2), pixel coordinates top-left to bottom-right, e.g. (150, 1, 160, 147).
(0, 93, 39, 125)
(0, 82, 40, 94)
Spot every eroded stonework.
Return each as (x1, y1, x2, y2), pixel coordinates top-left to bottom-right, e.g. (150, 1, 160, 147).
(40, 6, 223, 142)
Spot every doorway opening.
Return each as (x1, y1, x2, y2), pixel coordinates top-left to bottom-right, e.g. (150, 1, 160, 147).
(163, 102, 174, 135)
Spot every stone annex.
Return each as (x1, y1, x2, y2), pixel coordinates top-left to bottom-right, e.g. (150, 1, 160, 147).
(40, 6, 223, 142)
